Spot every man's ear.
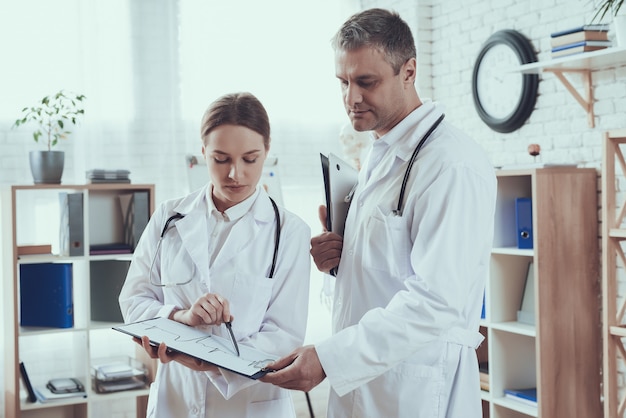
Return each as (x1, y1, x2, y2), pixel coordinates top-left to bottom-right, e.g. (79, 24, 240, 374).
(402, 57, 417, 84)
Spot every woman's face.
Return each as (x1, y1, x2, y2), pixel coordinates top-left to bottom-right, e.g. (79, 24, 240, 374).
(202, 124, 268, 212)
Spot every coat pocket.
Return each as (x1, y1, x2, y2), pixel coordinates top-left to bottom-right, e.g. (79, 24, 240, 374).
(362, 206, 412, 278)
(229, 274, 274, 338)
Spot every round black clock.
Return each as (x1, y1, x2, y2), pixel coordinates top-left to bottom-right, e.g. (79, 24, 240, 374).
(471, 29, 538, 133)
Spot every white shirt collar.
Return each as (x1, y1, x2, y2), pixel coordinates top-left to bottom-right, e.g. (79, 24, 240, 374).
(206, 185, 260, 222)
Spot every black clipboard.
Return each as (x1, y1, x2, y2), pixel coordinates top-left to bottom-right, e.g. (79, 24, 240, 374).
(113, 318, 276, 380)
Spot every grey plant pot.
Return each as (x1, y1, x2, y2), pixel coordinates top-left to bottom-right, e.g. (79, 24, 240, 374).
(29, 150, 64, 184)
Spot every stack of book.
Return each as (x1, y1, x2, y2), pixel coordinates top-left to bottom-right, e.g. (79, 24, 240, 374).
(86, 169, 131, 183)
(550, 24, 611, 58)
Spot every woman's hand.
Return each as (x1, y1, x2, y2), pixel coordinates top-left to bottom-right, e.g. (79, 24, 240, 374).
(134, 336, 219, 373)
(170, 293, 233, 327)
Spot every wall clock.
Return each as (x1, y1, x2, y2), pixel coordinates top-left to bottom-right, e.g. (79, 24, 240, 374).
(471, 29, 538, 133)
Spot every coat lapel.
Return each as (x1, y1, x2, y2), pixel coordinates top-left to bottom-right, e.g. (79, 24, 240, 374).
(209, 189, 276, 272)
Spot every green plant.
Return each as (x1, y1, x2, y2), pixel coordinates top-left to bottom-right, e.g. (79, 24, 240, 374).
(13, 90, 86, 151)
(593, 0, 624, 22)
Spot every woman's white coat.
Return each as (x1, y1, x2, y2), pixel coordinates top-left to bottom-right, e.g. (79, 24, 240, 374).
(119, 185, 311, 418)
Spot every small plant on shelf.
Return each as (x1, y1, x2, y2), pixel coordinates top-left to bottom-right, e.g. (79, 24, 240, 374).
(13, 90, 86, 151)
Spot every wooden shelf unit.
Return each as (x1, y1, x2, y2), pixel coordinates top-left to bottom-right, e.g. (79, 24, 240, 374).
(602, 128, 626, 418)
(1, 184, 155, 418)
(479, 168, 601, 418)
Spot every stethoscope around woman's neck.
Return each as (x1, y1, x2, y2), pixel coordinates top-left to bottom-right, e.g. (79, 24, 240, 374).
(391, 113, 445, 216)
(149, 196, 281, 287)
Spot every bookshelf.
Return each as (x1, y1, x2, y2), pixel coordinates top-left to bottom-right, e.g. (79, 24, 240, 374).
(601, 128, 626, 418)
(479, 168, 601, 418)
(1, 184, 155, 418)
(518, 46, 626, 128)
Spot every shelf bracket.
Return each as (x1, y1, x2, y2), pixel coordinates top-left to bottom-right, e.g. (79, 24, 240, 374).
(543, 68, 594, 128)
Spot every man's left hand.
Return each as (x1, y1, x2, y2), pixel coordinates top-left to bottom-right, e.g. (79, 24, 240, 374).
(259, 345, 326, 392)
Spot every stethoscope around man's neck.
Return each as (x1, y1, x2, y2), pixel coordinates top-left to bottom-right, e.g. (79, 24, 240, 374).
(149, 196, 281, 287)
(391, 113, 445, 216)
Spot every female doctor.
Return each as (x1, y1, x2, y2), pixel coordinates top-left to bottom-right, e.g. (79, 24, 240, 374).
(118, 92, 311, 418)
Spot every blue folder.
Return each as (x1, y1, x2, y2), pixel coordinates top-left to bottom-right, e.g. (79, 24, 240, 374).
(515, 197, 533, 249)
(20, 263, 73, 328)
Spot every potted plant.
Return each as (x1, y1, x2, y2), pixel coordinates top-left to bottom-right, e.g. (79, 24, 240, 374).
(13, 90, 86, 184)
(593, 0, 626, 46)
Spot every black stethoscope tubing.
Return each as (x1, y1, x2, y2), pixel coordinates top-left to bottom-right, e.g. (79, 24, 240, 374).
(392, 113, 445, 216)
(157, 195, 281, 282)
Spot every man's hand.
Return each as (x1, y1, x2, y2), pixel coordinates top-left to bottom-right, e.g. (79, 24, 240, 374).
(259, 345, 326, 392)
(134, 336, 219, 373)
(310, 205, 343, 274)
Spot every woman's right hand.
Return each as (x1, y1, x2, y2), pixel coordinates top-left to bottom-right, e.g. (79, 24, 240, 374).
(170, 293, 233, 327)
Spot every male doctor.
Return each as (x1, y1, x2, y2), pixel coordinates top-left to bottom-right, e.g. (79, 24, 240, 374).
(261, 8, 497, 418)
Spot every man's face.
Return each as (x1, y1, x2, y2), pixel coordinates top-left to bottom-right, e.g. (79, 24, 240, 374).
(335, 46, 412, 137)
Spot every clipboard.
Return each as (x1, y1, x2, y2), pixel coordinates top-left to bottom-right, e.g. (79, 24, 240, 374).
(113, 317, 277, 380)
(320, 152, 358, 237)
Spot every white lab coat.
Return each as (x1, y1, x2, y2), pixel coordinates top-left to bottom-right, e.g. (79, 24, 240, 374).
(315, 101, 496, 418)
(119, 185, 311, 418)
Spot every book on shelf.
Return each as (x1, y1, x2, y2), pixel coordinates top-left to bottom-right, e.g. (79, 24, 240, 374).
(479, 362, 489, 391)
(550, 24, 610, 38)
(119, 191, 150, 251)
(33, 379, 87, 403)
(17, 244, 52, 256)
(550, 29, 609, 47)
(551, 44, 610, 58)
(89, 242, 133, 255)
(19, 362, 37, 403)
(86, 169, 130, 180)
(504, 387, 537, 407)
(552, 40, 613, 52)
(59, 192, 84, 256)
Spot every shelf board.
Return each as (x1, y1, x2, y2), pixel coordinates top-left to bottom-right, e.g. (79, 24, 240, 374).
(492, 396, 538, 417)
(480, 390, 491, 401)
(18, 326, 88, 336)
(90, 388, 150, 400)
(519, 47, 626, 74)
(609, 325, 626, 337)
(490, 321, 536, 337)
(491, 247, 534, 256)
(609, 228, 626, 239)
(21, 395, 88, 410)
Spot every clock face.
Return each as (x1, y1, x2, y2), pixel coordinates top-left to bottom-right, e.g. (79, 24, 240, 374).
(472, 30, 538, 133)
(475, 44, 523, 120)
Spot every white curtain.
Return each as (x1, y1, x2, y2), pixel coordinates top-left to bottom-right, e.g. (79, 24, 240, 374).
(0, 2, 360, 415)
(1, 0, 356, 200)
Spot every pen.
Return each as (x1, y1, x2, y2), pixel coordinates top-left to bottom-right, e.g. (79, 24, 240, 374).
(224, 321, 240, 357)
